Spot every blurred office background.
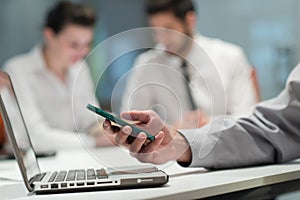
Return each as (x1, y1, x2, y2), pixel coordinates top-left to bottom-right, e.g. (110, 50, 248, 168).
(0, 0, 299, 111)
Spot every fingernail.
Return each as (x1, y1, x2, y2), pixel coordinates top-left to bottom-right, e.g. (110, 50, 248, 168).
(103, 120, 109, 127)
(138, 133, 146, 140)
(157, 132, 163, 138)
(123, 126, 130, 134)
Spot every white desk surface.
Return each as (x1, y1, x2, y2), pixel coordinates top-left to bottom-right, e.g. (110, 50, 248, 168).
(1, 146, 300, 200)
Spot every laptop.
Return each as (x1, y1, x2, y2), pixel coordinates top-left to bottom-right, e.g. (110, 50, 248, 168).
(0, 71, 168, 194)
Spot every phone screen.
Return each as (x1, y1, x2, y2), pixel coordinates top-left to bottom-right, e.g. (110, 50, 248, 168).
(87, 104, 155, 141)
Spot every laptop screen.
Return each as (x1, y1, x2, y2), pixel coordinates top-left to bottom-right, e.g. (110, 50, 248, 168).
(0, 71, 40, 183)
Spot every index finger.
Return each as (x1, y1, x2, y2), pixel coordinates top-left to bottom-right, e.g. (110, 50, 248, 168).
(102, 119, 121, 134)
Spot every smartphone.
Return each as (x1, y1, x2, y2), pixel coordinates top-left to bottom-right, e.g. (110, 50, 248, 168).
(87, 104, 155, 141)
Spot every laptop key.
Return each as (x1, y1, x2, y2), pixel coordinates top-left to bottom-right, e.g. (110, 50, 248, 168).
(66, 170, 76, 181)
(96, 169, 108, 179)
(35, 173, 46, 182)
(87, 169, 96, 180)
(55, 170, 67, 182)
(76, 170, 86, 181)
(48, 171, 58, 182)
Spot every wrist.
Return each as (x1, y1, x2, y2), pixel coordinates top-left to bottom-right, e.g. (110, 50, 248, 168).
(173, 130, 192, 165)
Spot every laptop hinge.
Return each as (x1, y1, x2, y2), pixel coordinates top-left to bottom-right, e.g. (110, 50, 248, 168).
(29, 176, 36, 186)
(29, 174, 40, 187)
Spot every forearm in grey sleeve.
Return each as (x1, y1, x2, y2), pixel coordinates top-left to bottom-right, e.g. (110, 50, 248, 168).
(180, 76, 300, 169)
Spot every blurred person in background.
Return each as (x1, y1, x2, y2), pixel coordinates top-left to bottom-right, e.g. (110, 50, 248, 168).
(3, 1, 115, 151)
(121, 0, 258, 129)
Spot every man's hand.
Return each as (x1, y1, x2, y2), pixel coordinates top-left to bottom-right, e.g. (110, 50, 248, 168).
(88, 121, 117, 147)
(173, 109, 209, 129)
(102, 110, 192, 165)
(95, 132, 117, 147)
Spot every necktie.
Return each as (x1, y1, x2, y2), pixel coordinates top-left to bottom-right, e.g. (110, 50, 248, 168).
(181, 61, 197, 110)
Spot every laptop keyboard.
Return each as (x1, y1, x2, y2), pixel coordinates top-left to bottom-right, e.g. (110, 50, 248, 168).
(39, 169, 108, 183)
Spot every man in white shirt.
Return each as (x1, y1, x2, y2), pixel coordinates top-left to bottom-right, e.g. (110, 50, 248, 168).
(4, 2, 114, 151)
(121, 0, 257, 129)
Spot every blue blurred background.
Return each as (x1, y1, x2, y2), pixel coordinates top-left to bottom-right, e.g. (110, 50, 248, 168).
(0, 0, 299, 110)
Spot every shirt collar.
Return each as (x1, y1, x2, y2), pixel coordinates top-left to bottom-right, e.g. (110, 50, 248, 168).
(29, 45, 79, 87)
(29, 44, 48, 72)
(30, 44, 82, 76)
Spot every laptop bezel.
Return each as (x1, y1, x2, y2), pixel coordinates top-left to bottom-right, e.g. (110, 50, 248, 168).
(0, 71, 41, 192)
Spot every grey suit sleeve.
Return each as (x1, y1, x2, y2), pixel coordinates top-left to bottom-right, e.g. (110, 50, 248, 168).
(180, 65, 300, 169)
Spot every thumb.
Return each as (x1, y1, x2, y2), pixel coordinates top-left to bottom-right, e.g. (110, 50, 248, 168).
(120, 110, 152, 123)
